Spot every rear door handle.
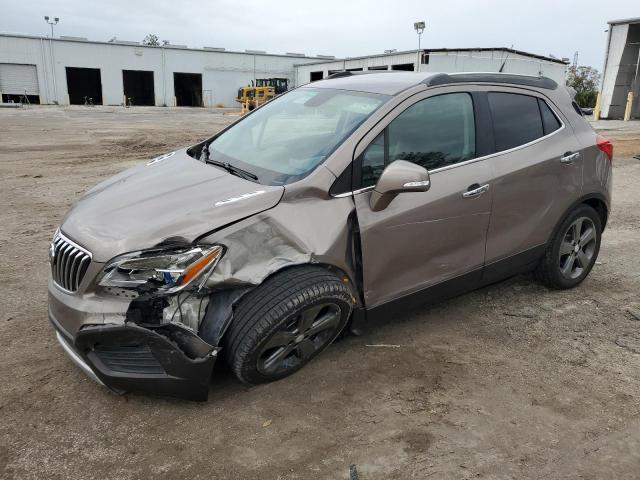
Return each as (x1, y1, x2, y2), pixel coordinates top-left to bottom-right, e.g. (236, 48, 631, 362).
(560, 151, 580, 164)
(463, 183, 490, 198)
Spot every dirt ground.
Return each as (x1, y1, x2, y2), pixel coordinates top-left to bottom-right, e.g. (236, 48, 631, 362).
(1, 106, 640, 480)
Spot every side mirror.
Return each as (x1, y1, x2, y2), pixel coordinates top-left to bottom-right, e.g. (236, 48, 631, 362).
(369, 160, 430, 212)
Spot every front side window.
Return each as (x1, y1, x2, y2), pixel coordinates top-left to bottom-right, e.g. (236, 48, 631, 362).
(361, 132, 385, 188)
(208, 88, 389, 185)
(359, 93, 476, 187)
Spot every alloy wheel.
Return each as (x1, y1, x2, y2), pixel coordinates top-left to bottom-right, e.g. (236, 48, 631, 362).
(558, 216, 597, 280)
(257, 303, 342, 376)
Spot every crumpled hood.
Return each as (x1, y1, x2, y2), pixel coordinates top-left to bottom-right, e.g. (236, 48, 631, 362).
(61, 149, 284, 262)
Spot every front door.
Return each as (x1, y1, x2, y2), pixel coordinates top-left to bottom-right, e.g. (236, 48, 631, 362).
(354, 90, 494, 309)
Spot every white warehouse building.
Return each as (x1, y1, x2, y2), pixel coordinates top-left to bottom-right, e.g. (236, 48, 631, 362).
(0, 33, 568, 107)
(0, 33, 328, 107)
(294, 48, 568, 86)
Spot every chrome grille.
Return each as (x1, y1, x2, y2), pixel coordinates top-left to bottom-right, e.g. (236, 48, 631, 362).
(50, 233, 92, 292)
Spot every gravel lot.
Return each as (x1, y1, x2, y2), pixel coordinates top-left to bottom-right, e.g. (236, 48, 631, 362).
(1, 106, 639, 480)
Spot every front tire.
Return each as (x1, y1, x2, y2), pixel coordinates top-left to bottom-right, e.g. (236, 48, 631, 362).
(224, 266, 353, 385)
(536, 205, 602, 289)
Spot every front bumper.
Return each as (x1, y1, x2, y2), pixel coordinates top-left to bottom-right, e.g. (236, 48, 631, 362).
(55, 330, 106, 387)
(50, 299, 220, 402)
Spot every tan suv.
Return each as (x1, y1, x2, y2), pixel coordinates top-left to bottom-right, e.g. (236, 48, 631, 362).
(48, 72, 613, 400)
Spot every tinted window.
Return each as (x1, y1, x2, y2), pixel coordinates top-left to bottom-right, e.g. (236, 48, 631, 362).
(362, 93, 476, 187)
(388, 93, 475, 170)
(488, 92, 543, 151)
(358, 93, 476, 187)
(538, 99, 562, 135)
(361, 132, 385, 188)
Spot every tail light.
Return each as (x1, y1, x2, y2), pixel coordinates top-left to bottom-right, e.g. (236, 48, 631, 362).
(596, 135, 613, 161)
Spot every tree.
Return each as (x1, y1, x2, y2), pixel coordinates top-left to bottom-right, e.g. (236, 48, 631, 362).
(142, 34, 160, 46)
(567, 66, 600, 108)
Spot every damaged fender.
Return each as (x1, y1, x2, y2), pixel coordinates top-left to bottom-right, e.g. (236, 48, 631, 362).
(201, 167, 358, 290)
(196, 167, 363, 344)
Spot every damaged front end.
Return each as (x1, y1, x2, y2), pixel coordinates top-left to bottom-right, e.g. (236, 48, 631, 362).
(48, 146, 362, 401)
(49, 237, 228, 401)
(72, 322, 219, 401)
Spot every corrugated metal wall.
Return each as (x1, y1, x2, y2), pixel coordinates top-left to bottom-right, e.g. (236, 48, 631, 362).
(294, 50, 567, 86)
(0, 35, 321, 106)
(601, 22, 640, 119)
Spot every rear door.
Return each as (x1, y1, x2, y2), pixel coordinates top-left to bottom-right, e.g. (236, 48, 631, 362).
(483, 88, 582, 274)
(353, 88, 494, 308)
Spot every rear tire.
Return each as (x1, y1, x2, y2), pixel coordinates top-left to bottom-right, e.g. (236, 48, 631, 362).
(536, 205, 602, 289)
(224, 266, 353, 385)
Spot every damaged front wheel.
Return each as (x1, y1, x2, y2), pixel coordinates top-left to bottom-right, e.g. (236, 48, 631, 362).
(224, 266, 353, 384)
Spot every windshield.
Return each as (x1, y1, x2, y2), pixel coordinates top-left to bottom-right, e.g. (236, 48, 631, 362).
(208, 88, 389, 185)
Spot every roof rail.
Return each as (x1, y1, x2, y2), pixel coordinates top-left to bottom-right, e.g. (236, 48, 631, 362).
(424, 73, 558, 90)
(326, 70, 393, 79)
(326, 71, 353, 79)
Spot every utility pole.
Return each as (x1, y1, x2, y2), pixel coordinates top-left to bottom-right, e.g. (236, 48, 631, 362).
(414, 21, 426, 73)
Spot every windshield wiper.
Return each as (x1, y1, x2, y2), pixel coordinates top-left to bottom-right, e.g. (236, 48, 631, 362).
(203, 146, 258, 181)
(205, 158, 258, 181)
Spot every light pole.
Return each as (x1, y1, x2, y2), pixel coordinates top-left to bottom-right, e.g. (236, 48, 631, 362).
(43, 16, 60, 104)
(414, 21, 425, 72)
(44, 16, 59, 38)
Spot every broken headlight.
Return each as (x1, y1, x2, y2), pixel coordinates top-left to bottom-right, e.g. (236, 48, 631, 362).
(99, 245, 224, 294)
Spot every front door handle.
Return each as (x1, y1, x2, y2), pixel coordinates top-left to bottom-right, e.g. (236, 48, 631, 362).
(560, 151, 580, 164)
(463, 183, 490, 198)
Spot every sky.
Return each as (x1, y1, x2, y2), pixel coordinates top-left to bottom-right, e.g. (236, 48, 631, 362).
(1, 0, 638, 69)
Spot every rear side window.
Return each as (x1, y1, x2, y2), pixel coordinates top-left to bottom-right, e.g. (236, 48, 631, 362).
(488, 92, 543, 151)
(538, 99, 562, 135)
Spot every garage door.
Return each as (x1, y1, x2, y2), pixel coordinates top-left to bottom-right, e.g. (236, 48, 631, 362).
(0, 64, 39, 95)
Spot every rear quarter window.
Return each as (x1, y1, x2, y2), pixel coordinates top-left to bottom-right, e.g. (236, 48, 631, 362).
(488, 92, 544, 151)
(538, 99, 562, 135)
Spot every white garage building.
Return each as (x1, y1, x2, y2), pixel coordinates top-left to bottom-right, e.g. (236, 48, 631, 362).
(294, 48, 568, 86)
(0, 33, 568, 107)
(599, 17, 640, 120)
(0, 33, 328, 106)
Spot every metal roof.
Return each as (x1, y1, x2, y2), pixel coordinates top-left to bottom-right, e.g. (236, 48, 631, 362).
(607, 17, 640, 26)
(295, 47, 568, 67)
(0, 33, 328, 60)
(425, 48, 568, 64)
